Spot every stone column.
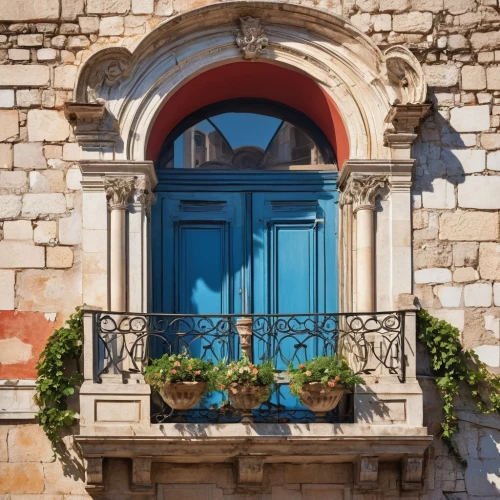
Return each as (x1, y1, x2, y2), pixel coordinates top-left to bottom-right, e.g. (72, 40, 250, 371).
(341, 176, 386, 313)
(104, 176, 136, 312)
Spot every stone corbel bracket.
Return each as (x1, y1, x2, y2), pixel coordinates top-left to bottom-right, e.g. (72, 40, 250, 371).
(85, 456, 105, 492)
(132, 456, 155, 493)
(402, 454, 425, 490)
(356, 456, 379, 489)
(234, 456, 266, 491)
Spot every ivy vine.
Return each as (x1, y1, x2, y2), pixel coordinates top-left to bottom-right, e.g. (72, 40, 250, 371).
(417, 309, 500, 467)
(34, 306, 84, 451)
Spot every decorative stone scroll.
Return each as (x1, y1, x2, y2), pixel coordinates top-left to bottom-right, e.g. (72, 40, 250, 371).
(235, 17, 268, 60)
(340, 175, 387, 212)
(104, 176, 136, 210)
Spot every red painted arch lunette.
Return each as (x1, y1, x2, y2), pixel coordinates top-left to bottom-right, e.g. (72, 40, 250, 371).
(146, 62, 350, 168)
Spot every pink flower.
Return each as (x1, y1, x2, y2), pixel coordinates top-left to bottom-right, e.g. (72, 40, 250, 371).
(298, 364, 305, 369)
(194, 370, 201, 375)
(334, 376, 340, 382)
(305, 370, 312, 376)
(328, 380, 336, 387)
(171, 369, 177, 374)
(173, 361, 181, 367)
(252, 368, 259, 375)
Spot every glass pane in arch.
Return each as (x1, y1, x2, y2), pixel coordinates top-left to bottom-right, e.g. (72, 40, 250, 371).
(157, 99, 337, 170)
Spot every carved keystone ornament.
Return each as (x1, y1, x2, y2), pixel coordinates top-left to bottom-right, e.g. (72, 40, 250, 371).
(235, 17, 268, 60)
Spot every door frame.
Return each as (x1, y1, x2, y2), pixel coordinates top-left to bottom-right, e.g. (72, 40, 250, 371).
(151, 170, 339, 315)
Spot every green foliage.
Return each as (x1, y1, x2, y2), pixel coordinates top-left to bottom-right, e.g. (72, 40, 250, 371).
(217, 353, 275, 389)
(417, 309, 500, 467)
(287, 356, 364, 397)
(34, 306, 84, 451)
(144, 351, 219, 393)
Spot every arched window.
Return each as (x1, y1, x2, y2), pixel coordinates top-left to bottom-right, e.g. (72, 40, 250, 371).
(157, 98, 337, 170)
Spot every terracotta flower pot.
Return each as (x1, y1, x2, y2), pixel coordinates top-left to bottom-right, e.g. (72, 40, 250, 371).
(299, 382, 346, 421)
(160, 381, 207, 410)
(227, 384, 270, 422)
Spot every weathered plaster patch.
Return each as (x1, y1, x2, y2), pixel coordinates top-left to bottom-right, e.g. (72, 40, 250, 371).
(0, 338, 32, 365)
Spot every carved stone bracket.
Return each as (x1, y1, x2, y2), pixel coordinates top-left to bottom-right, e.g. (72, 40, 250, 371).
(132, 456, 155, 492)
(234, 456, 265, 490)
(402, 455, 425, 490)
(384, 104, 431, 149)
(339, 175, 387, 212)
(235, 17, 268, 60)
(356, 456, 379, 488)
(85, 456, 105, 492)
(134, 175, 156, 213)
(105, 176, 136, 211)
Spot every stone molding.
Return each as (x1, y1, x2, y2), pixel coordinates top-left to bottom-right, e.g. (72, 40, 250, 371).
(104, 176, 136, 210)
(340, 175, 387, 212)
(235, 17, 268, 60)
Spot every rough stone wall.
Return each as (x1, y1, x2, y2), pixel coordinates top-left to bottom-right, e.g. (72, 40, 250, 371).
(0, 0, 499, 499)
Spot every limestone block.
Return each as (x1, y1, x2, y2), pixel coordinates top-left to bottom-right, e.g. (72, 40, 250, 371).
(393, 12, 433, 33)
(34, 220, 57, 244)
(47, 246, 73, 268)
(8, 425, 53, 462)
(4, 220, 33, 240)
(0, 171, 28, 194)
(37, 48, 57, 61)
(450, 105, 490, 132)
(17, 266, 82, 314)
(17, 34, 43, 47)
(415, 245, 452, 268)
(99, 16, 125, 36)
(480, 133, 500, 151)
(350, 12, 371, 33)
(479, 243, 500, 280)
(29, 171, 50, 193)
(0, 144, 12, 169)
(8, 48, 30, 61)
(66, 166, 82, 191)
(0, 270, 15, 309)
(373, 14, 391, 31)
(44, 144, 62, 160)
(54, 65, 78, 91)
(422, 178, 455, 209)
(0, 241, 44, 268)
(0, 65, 50, 87)
(22, 193, 67, 217)
(87, 0, 131, 14)
(487, 66, 500, 90)
(51, 35, 67, 49)
(380, 0, 410, 10)
(429, 308, 465, 331)
(132, 0, 154, 13)
(461, 65, 487, 90)
(423, 63, 459, 87)
(63, 143, 82, 161)
(0, 0, 59, 20)
(464, 283, 492, 307)
(412, 0, 444, 13)
(0, 90, 14, 108)
(474, 345, 500, 367)
(16, 89, 42, 107)
(493, 283, 500, 307)
(44, 170, 65, 193)
(442, 149, 485, 174)
(447, 34, 469, 51)
(458, 176, 500, 209)
(445, 0, 476, 14)
(453, 267, 478, 283)
(66, 35, 91, 51)
(27, 110, 70, 142)
(43, 459, 88, 495)
(0, 462, 44, 494)
(0, 195, 22, 219)
(62, 0, 85, 20)
(435, 285, 462, 307)
(415, 268, 452, 284)
(439, 211, 499, 241)
(453, 242, 479, 267)
(14, 143, 46, 169)
(79, 16, 100, 34)
(0, 110, 19, 141)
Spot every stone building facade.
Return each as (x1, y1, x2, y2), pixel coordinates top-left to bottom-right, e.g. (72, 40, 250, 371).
(0, 0, 499, 498)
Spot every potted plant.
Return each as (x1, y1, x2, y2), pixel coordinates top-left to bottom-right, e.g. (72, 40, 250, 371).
(288, 356, 364, 420)
(144, 352, 218, 410)
(218, 354, 274, 422)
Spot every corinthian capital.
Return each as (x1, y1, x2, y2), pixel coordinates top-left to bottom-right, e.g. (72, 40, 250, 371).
(104, 176, 136, 210)
(340, 175, 387, 211)
(134, 175, 156, 213)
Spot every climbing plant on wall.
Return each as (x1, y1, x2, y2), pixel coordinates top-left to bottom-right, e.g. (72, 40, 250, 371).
(34, 306, 84, 451)
(417, 309, 500, 467)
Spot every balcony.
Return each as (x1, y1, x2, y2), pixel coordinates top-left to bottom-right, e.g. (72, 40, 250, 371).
(77, 309, 431, 492)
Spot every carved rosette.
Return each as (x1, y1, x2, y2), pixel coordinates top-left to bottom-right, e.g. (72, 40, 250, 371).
(104, 176, 136, 210)
(235, 17, 268, 60)
(340, 175, 387, 212)
(134, 175, 156, 213)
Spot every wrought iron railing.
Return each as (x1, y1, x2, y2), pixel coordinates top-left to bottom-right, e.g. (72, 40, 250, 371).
(92, 311, 406, 423)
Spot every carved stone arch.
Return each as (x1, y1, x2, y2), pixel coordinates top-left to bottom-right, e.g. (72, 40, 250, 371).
(71, 1, 428, 163)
